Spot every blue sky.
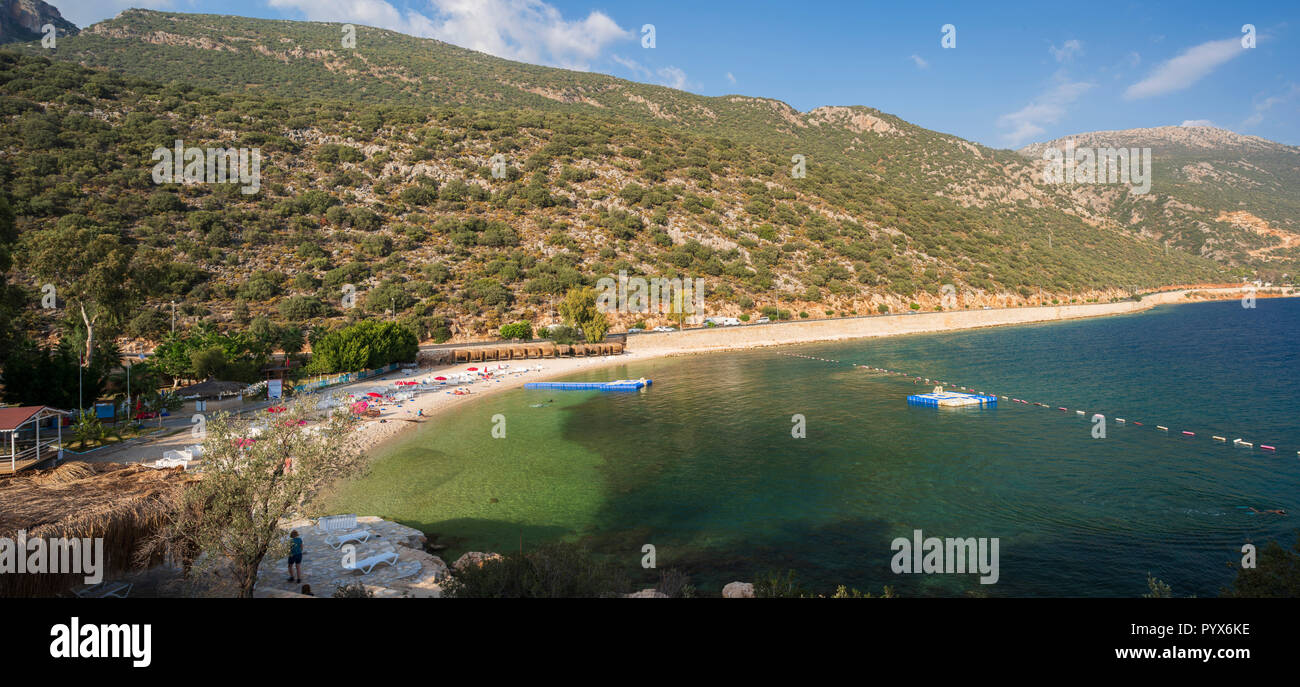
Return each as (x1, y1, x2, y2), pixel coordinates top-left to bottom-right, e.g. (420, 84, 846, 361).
(56, 0, 1299, 147)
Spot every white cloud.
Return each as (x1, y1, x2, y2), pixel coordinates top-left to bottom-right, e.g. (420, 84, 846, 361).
(52, 0, 174, 28)
(1179, 119, 1215, 127)
(1243, 83, 1300, 126)
(267, 0, 631, 70)
(657, 66, 687, 89)
(997, 76, 1095, 146)
(909, 54, 929, 69)
(725, 72, 736, 85)
(611, 55, 691, 90)
(1049, 39, 1083, 62)
(1124, 37, 1246, 99)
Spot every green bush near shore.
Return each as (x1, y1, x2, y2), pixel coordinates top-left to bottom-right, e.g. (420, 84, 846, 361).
(442, 543, 631, 598)
(498, 321, 533, 341)
(307, 320, 418, 374)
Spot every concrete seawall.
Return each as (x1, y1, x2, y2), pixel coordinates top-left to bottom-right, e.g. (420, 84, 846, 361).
(625, 288, 1249, 356)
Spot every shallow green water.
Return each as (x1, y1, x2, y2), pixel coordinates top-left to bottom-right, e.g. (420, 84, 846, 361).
(324, 299, 1300, 597)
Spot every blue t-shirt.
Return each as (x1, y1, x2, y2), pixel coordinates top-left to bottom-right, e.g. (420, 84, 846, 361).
(290, 537, 303, 556)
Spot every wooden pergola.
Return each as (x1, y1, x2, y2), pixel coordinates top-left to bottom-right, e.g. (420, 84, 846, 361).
(0, 406, 69, 476)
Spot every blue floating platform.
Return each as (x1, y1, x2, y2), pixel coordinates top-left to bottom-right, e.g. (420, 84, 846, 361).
(907, 391, 997, 408)
(525, 378, 652, 392)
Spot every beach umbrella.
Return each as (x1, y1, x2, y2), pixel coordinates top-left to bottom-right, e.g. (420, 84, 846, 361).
(467, 367, 479, 371)
(366, 392, 383, 398)
(434, 376, 447, 381)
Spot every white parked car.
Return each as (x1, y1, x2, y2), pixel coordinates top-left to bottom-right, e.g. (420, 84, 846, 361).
(755, 317, 771, 324)
(627, 328, 644, 333)
(652, 326, 676, 332)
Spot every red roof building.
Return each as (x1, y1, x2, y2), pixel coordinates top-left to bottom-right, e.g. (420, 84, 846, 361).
(0, 406, 69, 475)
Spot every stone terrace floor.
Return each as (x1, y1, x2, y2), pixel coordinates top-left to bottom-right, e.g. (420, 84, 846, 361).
(256, 516, 449, 598)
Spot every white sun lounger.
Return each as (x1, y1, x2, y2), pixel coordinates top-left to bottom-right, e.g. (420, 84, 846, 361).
(343, 551, 399, 574)
(326, 529, 374, 549)
(316, 514, 358, 534)
(151, 455, 191, 469)
(73, 581, 133, 598)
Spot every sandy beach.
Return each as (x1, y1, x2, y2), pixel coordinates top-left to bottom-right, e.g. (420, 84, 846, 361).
(89, 285, 1286, 466)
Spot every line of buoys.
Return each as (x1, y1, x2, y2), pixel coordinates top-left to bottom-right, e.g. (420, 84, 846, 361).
(787, 352, 1291, 456)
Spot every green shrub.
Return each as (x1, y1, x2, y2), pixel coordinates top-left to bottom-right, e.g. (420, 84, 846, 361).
(307, 320, 418, 373)
(499, 321, 533, 340)
(442, 543, 630, 598)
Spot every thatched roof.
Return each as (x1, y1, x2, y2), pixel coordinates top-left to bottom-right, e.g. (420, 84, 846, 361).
(0, 462, 191, 597)
(176, 378, 247, 398)
(0, 462, 188, 536)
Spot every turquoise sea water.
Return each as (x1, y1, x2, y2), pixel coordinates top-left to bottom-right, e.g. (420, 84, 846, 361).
(324, 298, 1300, 597)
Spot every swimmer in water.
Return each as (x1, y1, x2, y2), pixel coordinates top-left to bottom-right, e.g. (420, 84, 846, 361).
(1248, 507, 1287, 515)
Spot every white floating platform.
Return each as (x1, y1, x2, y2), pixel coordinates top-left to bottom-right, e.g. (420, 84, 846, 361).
(907, 391, 997, 408)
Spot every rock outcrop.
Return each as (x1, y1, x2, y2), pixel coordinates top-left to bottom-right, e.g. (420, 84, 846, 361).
(453, 551, 504, 572)
(722, 581, 754, 598)
(0, 0, 77, 44)
(625, 588, 669, 598)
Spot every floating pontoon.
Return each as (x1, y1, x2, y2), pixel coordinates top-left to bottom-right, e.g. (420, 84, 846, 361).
(524, 378, 652, 392)
(906, 386, 997, 409)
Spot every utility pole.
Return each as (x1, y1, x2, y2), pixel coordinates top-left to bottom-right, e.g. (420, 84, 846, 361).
(171, 300, 176, 335)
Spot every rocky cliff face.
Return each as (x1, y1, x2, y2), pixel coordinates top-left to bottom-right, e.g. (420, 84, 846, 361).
(0, 0, 77, 44)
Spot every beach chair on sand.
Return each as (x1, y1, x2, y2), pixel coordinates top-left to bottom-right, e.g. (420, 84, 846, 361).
(343, 551, 399, 575)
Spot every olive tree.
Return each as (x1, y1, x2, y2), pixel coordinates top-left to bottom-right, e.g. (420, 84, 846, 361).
(142, 400, 363, 597)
